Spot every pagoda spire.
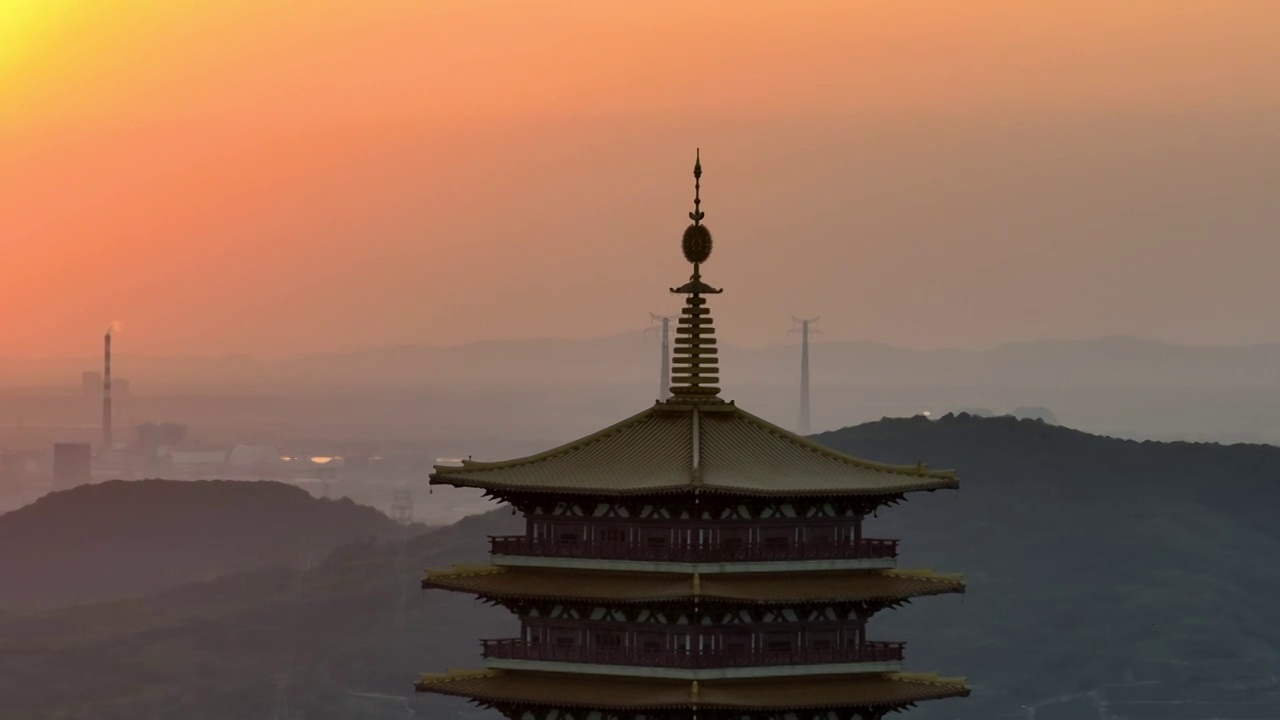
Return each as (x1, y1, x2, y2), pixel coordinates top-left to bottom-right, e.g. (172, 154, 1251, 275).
(668, 149, 724, 402)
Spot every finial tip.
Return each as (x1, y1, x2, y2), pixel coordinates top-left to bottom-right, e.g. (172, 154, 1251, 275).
(683, 147, 710, 261)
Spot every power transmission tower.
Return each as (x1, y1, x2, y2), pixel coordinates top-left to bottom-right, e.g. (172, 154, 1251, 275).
(647, 313, 677, 401)
(790, 316, 821, 434)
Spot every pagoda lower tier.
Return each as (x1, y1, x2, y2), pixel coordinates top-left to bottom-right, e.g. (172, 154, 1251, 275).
(416, 668, 970, 720)
(420, 566, 964, 681)
(418, 537, 967, 717)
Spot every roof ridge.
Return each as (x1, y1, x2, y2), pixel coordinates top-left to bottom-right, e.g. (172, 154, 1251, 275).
(432, 406, 659, 476)
(431, 402, 962, 496)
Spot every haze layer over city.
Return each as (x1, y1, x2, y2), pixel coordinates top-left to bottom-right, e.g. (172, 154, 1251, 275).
(2, 3, 1279, 720)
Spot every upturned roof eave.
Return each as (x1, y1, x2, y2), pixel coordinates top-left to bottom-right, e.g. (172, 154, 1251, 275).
(421, 566, 967, 603)
(415, 668, 972, 709)
(422, 585, 966, 605)
(426, 403, 960, 498)
(428, 474, 959, 497)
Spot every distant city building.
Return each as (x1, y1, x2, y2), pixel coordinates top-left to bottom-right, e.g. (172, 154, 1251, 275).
(81, 371, 102, 399)
(136, 422, 188, 452)
(0, 450, 38, 483)
(135, 422, 189, 467)
(228, 444, 279, 468)
(52, 443, 92, 489)
(166, 450, 229, 475)
(342, 455, 370, 470)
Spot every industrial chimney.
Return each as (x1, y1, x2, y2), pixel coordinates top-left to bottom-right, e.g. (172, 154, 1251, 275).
(102, 330, 112, 452)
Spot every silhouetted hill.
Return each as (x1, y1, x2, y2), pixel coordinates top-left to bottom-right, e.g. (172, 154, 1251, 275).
(0, 510, 519, 720)
(0, 479, 415, 610)
(3, 417, 1280, 719)
(816, 413, 1280, 718)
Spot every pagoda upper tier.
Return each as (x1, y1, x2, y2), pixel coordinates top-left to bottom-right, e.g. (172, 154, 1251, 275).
(430, 402, 956, 498)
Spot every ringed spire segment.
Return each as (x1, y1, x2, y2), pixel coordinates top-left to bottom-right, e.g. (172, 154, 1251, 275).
(669, 149, 723, 402)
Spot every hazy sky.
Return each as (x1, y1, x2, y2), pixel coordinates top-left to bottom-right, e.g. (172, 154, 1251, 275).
(3, 1, 1278, 358)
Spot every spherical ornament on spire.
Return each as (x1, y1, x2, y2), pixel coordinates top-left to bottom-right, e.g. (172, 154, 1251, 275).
(682, 224, 713, 264)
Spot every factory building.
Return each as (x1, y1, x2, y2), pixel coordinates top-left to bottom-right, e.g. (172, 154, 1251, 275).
(52, 442, 92, 490)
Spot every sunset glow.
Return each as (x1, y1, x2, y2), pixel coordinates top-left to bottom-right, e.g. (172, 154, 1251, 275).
(3, 1, 1279, 358)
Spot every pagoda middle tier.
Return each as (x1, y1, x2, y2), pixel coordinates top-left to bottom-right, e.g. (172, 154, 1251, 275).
(423, 565, 963, 678)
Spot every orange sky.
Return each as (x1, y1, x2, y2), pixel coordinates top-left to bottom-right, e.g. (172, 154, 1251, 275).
(3, 1, 1279, 358)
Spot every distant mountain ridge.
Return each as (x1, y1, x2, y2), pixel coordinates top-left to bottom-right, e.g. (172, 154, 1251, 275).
(0, 479, 415, 610)
(3, 334, 1280, 391)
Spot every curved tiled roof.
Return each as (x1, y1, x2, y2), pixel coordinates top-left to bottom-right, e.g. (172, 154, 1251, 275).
(415, 669, 970, 710)
(430, 402, 958, 497)
(422, 565, 965, 604)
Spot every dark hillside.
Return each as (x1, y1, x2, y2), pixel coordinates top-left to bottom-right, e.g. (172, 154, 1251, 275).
(0, 510, 520, 720)
(3, 417, 1280, 719)
(817, 413, 1280, 718)
(0, 479, 417, 609)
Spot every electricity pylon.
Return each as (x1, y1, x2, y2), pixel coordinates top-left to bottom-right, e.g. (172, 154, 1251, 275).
(790, 316, 821, 434)
(647, 313, 677, 401)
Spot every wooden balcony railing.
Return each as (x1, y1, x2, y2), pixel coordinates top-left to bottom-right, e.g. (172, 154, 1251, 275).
(481, 638, 906, 668)
(489, 536, 898, 563)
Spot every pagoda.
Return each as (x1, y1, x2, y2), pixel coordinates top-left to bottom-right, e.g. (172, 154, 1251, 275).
(416, 152, 969, 720)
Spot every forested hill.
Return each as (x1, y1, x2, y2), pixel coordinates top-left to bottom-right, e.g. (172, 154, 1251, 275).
(0, 479, 415, 610)
(3, 416, 1279, 719)
(818, 413, 1280, 719)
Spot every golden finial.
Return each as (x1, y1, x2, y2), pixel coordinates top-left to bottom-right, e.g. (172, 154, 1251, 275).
(682, 149, 712, 265)
(667, 150, 723, 403)
(690, 149, 704, 225)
